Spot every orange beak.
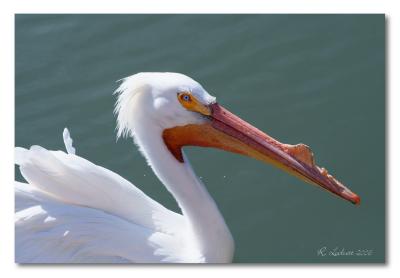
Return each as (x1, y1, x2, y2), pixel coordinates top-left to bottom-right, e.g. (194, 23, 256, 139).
(163, 102, 360, 205)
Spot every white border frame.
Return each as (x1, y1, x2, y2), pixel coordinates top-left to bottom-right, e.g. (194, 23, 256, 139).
(1, 1, 398, 277)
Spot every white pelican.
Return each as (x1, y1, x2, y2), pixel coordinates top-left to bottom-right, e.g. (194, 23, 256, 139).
(15, 72, 360, 263)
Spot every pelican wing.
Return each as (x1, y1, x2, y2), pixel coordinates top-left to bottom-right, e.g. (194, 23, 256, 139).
(16, 182, 167, 263)
(14, 130, 192, 263)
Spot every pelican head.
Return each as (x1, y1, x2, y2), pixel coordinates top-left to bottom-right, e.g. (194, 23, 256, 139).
(114, 72, 360, 205)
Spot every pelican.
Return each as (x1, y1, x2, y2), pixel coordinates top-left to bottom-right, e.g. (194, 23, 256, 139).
(15, 72, 360, 263)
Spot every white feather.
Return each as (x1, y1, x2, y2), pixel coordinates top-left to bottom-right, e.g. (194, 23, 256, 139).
(62, 128, 75, 155)
(15, 131, 200, 263)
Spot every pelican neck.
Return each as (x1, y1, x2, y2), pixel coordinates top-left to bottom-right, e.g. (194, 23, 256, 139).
(133, 124, 234, 262)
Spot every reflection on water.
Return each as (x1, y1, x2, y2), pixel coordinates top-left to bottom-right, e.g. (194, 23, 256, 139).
(15, 14, 385, 263)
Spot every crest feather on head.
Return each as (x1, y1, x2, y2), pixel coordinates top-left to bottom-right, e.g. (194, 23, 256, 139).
(113, 73, 150, 139)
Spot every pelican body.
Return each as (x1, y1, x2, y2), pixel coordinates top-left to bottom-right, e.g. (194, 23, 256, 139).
(15, 72, 359, 263)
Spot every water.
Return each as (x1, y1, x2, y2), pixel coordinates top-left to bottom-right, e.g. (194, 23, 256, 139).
(15, 14, 385, 263)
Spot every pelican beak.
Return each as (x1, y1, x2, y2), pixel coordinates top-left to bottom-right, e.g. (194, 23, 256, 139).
(163, 102, 360, 205)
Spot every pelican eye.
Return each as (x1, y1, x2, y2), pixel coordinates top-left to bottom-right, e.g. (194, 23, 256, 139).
(177, 92, 211, 116)
(180, 93, 192, 102)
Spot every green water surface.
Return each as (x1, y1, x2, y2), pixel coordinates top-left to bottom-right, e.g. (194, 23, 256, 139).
(15, 14, 385, 263)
